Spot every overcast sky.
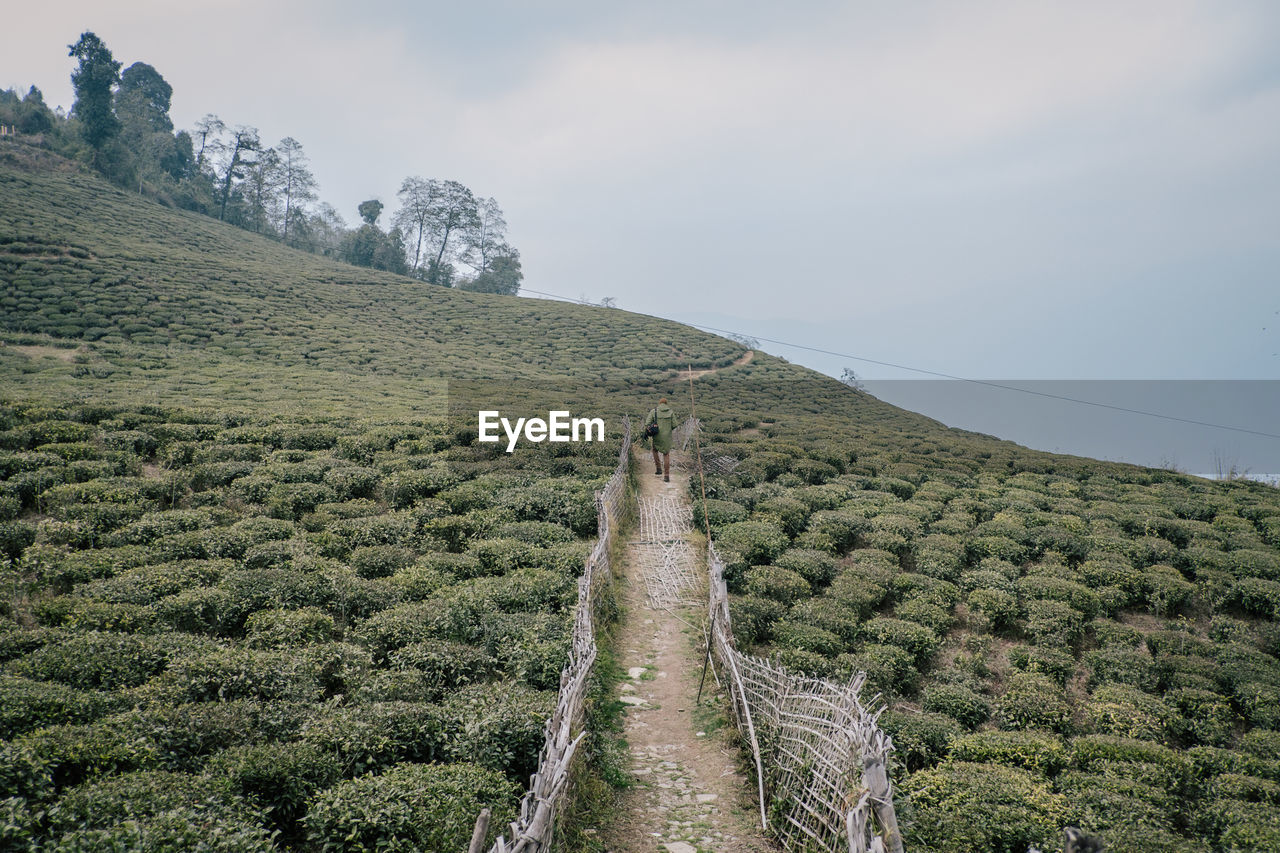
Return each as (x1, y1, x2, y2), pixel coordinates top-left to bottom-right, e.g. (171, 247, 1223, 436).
(6, 0, 1279, 382)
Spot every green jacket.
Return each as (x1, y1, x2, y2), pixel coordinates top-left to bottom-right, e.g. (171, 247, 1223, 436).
(645, 404, 676, 453)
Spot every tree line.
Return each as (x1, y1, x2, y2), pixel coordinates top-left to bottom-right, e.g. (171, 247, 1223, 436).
(0, 31, 522, 294)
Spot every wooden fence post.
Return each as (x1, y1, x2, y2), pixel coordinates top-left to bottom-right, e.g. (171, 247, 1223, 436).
(469, 808, 491, 853)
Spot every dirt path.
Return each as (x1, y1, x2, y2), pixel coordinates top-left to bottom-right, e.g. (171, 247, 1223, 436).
(675, 350, 754, 381)
(599, 449, 774, 853)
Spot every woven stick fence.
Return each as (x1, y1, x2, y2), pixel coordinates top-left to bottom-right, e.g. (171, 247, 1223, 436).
(484, 419, 632, 853)
(682, 415, 904, 853)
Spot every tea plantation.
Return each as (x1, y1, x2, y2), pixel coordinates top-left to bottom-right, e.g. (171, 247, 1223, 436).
(684, 383, 1280, 853)
(4, 138, 1280, 852)
(0, 401, 630, 849)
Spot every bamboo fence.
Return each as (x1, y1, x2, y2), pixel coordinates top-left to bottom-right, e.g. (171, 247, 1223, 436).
(483, 419, 632, 853)
(480, 415, 905, 853)
(684, 415, 904, 853)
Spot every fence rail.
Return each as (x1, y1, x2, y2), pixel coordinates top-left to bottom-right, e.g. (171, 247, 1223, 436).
(485, 418, 632, 852)
(687, 416, 904, 853)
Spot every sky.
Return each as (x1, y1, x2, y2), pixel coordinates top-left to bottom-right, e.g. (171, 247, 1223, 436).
(5, 2, 1279, 391)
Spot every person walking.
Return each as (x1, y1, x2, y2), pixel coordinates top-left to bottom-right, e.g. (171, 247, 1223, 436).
(645, 397, 676, 482)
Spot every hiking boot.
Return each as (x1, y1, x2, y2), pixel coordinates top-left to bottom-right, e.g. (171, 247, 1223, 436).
(655, 469, 662, 475)
(664, 475, 670, 482)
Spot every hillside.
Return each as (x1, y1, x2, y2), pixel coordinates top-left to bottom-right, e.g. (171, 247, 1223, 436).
(4, 140, 1280, 853)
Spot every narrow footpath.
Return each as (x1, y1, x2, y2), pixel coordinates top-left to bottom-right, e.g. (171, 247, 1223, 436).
(599, 448, 774, 853)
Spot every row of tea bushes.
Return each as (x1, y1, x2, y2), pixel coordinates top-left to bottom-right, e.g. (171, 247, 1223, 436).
(0, 401, 618, 850)
(687, 404, 1280, 853)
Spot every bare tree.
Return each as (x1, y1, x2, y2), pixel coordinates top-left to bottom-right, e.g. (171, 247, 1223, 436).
(192, 113, 225, 173)
(214, 125, 260, 221)
(392, 176, 433, 274)
(426, 179, 480, 271)
(463, 196, 510, 275)
(241, 145, 281, 234)
(840, 367, 865, 391)
(276, 137, 316, 245)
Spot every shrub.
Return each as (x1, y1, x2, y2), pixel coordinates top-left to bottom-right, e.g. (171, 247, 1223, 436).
(1016, 575, 1100, 619)
(1069, 735, 1191, 790)
(774, 620, 843, 657)
(1085, 646, 1158, 692)
(106, 701, 299, 772)
(438, 682, 557, 781)
(861, 617, 940, 666)
(8, 631, 198, 690)
(304, 762, 518, 853)
(302, 701, 447, 775)
(1239, 729, 1280, 762)
(806, 510, 869, 553)
(411, 550, 484, 580)
(380, 467, 460, 508)
(1212, 799, 1280, 852)
(245, 607, 336, 648)
(206, 742, 342, 845)
(468, 537, 540, 576)
(718, 520, 789, 565)
(744, 565, 811, 605)
(997, 672, 1072, 733)
(893, 573, 960, 609)
(388, 639, 494, 695)
(0, 675, 124, 739)
(322, 464, 380, 499)
(901, 761, 1068, 853)
(837, 644, 918, 697)
(478, 611, 571, 690)
(966, 588, 1020, 633)
(348, 544, 417, 579)
(774, 548, 838, 587)
(728, 595, 785, 647)
(691, 497, 748, 531)
(1227, 577, 1280, 619)
(1055, 771, 1182, 848)
(266, 481, 335, 519)
(965, 535, 1028, 565)
(0, 521, 35, 561)
(1024, 599, 1084, 649)
(922, 683, 992, 729)
(152, 645, 323, 704)
(1091, 618, 1144, 648)
(756, 495, 811, 538)
(6, 721, 157, 796)
(44, 768, 263, 833)
(494, 520, 575, 547)
(895, 598, 954, 635)
(1165, 687, 1237, 747)
(77, 558, 229, 606)
(103, 508, 216, 546)
(787, 598, 859, 647)
(948, 730, 1067, 776)
(218, 567, 335, 628)
(878, 710, 962, 772)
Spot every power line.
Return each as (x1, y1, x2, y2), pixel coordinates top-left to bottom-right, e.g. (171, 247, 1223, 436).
(518, 286, 1280, 441)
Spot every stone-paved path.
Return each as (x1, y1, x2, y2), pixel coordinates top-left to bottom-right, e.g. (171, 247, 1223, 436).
(599, 449, 774, 853)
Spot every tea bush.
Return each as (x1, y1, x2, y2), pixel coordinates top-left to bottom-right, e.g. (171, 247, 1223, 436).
(744, 565, 811, 605)
(921, 683, 992, 729)
(901, 761, 1069, 853)
(878, 710, 962, 772)
(304, 761, 518, 852)
(948, 730, 1067, 777)
(998, 672, 1072, 733)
